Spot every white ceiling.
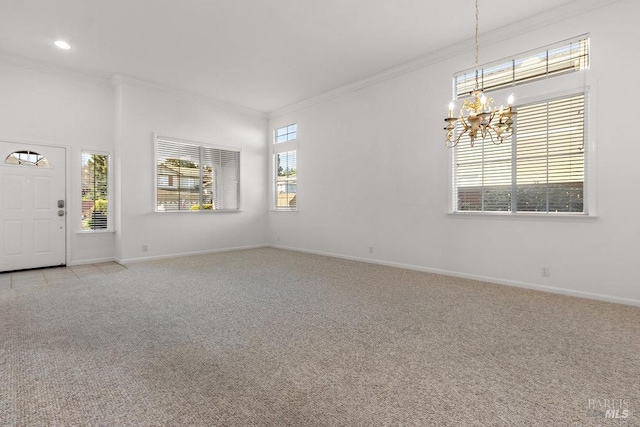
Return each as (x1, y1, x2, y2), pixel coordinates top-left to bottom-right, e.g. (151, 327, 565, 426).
(0, 0, 600, 113)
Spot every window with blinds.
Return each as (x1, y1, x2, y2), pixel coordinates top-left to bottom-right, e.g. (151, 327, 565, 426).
(455, 36, 589, 98)
(156, 137, 240, 212)
(275, 150, 297, 209)
(81, 152, 110, 230)
(455, 93, 585, 213)
(273, 124, 298, 211)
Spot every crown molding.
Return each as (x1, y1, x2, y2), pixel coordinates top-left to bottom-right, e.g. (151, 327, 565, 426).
(268, 0, 623, 119)
(0, 52, 266, 120)
(0, 50, 112, 88)
(110, 73, 267, 119)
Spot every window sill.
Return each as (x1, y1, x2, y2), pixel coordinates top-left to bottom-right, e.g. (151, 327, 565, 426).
(270, 209, 297, 213)
(77, 229, 116, 235)
(154, 209, 242, 213)
(447, 211, 598, 222)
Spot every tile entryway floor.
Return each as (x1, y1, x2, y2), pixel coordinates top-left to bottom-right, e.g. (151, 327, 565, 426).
(0, 262, 126, 291)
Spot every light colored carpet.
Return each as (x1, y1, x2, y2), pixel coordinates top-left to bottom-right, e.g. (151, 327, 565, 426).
(1, 247, 638, 426)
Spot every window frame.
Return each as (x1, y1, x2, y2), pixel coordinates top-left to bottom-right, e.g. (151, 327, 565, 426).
(449, 36, 593, 217)
(80, 149, 112, 232)
(454, 35, 589, 99)
(272, 124, 298, 212)
(154, 135, 241, 213)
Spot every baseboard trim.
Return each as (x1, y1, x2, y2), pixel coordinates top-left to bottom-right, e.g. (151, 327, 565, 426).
(117, 244, 268, 265)
(269, 245, 640, 308)
(68, 257, 117, 266)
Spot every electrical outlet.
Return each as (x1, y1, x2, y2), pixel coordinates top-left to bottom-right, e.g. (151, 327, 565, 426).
(142, 244, 148, 252)
(541, 267, 550, 277)
(277, 236, 280, 242)
(369, 246, 374, 254)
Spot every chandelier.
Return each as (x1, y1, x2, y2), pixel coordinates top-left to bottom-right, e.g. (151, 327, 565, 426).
(444, 0, 515, 147)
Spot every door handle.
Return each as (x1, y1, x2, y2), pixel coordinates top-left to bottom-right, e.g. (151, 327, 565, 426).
(58, 200, 65, 208)
(58, 210, 65, 217)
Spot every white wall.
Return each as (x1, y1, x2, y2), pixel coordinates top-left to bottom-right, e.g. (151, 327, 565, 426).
(0, 61, 116, 264)
(113, 78, 268, 262)
(268, 0, 640, 305)
(0, 62, 269, 267)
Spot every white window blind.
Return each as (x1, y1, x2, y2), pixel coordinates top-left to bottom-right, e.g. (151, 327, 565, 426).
(156, 138, 240, 212)
(455, 94, 585, 213)
(455, 36, 589, 98)
(81, 152, 109, 230)
(516, 94, 584, 212)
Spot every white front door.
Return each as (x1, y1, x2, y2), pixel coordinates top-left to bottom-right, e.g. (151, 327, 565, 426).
(0, 142, 66, 272)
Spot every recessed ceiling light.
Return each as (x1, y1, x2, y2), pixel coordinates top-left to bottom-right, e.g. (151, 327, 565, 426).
(54, 40, 71, 50)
